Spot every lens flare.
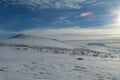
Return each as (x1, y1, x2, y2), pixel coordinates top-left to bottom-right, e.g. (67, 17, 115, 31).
(80, 11, 95, 21)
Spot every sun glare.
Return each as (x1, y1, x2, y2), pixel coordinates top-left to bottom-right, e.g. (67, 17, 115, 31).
(113, 10, 120, 25)
(116, 15, 120, 24)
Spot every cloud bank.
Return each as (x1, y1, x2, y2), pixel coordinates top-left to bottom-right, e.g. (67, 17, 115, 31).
(19, 23, 120, 40)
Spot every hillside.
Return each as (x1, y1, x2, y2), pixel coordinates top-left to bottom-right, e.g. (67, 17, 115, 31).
(0, 34, 72, 48)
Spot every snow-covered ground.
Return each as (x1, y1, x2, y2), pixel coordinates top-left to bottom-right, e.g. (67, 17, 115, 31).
(0, 46, 120, 80)
(0, 34, 120, 80)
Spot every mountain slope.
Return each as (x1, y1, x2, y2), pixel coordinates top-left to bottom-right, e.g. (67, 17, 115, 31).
(87, 43, 107, 47)
(0, 34, 73, 48)
(63, 40, 120, 54)
(84, 42, 120, 54)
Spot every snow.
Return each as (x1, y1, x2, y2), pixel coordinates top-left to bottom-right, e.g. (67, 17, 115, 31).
(64, 40, 120, 54)
(87, 43, 107, 47)
(0, 46, 120, 80)
(0, 34, 120, 80)
(0, 34, 73, 48)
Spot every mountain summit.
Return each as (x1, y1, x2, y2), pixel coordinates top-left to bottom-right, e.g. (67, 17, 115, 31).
(9, 34, 37, 39)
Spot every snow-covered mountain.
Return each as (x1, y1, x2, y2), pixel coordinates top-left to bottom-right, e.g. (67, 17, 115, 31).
(0, 34, 72, 48)
(64, 40, 120, 54)
(9, 34, 38, 39)
(0, 35, 120, 80)
(0, 34, 119, 58)
(1, 34, 120, 80)
(87, 43, 107, 47)
(84, 42, 120, 54)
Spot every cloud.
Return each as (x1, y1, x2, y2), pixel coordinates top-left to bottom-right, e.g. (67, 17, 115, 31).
(19, 23, 120, 40)
(52, 16, 73, 24)
(0, 29, 16, 35)
(3, 0, 86, 9)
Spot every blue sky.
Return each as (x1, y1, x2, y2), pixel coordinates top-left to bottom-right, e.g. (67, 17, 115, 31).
(0, 0, 120, 40)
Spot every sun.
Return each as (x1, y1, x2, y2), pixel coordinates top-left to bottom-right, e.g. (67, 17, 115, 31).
(116, 15, 120, 24)
(112, 10, 120, 25)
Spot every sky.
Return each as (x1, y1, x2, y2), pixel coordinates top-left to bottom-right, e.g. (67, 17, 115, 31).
(0, 0, 120, 40)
